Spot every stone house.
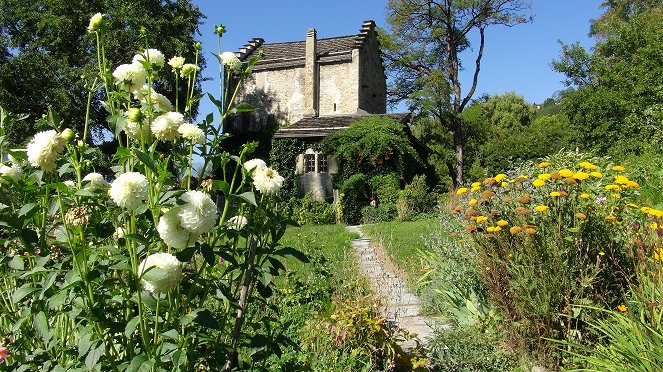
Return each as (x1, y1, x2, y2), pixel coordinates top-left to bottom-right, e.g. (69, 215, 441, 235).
(233, 20, 414, 200)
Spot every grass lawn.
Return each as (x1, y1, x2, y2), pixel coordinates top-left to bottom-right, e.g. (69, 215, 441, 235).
(361, 218, 438, 288)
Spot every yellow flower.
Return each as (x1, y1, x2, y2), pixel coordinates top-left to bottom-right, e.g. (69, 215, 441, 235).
(487, 226, 502, 232)
(471, 186, 480, 192)
(509, 226, 522, 234)
(573, 172, 589, 181)
(538, 173, 551, 181)
(605, 215, 617, 221)
(559, 169, 574, 178)
(468, 199, 478, 206)
(497, 220, 509, 227)
(612, 166, 625, 172)
(641, 206, 651, 213)
(616, 304, 627, 312)
(611, 193, 621, 199)
(626, 203, 638, 208)
(535, 205, 549, 212)
(494, 173, 507, 183)
(456, 187, 469, 195)
(575, 212, 587, 220)
(654, 247, 663, 261)
(550, 191, 561, 197)
(471, 182, 481, 188)
(599, 251, 605, 256)
(579, 161, 598, 170)
(651, 222, 658, 229)
(590, 171, 603, 178)
(538, 161, 552, 168)
(580, 193, 591, 199)
(625, 180, 640, 188)
(614, 175, 629, 185)
(605, 184, 622, 191)
(526, 227, 536, 235)
(501, 182, 507, 187)
(649, 209, 663, 218)
(476, 216, 488, 223)
(532, 179, 546, 187)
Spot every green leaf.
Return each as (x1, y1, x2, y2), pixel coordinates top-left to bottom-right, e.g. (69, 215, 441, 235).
(234, 191, 257, 207)
(125, 316, 141, 338)
(74, 189, 95, 197)
(85, 343, 104, 370)
(94, 221, 114, 239)
(134, 149, 157, 173)
(249, 334, 270, 349)
(200, 244, 215, 266)
(20, 228, 39, 247)
(274, 247, 310, 263)
(18, 202, 39, 218)
(229, 102, 256, 114)
(181, 308, 220, 329)
(212, 180, 230, 196)
(128, 355, 148, 372)
(78, 331, 94, 358)
(176, 247, 197, 263)
(34, 311, 51, 343)
(161, 329, 179, 340)
(141, 267, 170, 282)
(8, 255, 24, 270)
(12, 284, 37, 303)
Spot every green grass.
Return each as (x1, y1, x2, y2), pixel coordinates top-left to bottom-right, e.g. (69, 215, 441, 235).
(361, 218, 437, 287)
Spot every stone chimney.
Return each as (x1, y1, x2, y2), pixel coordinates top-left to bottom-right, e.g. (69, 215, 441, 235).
(304, 28, 319, 117)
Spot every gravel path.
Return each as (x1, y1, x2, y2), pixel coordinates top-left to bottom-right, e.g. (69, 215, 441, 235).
(346, 225, 435, 349)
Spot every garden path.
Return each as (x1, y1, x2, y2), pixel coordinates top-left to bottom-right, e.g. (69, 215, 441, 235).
(346, 225, 435, 350)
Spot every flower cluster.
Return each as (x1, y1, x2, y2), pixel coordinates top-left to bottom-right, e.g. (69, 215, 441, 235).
(109, 172, 149, 210)
(138, 253, 182, 293)
(157, 191, 217, 249)
(26, 130, 67, 171)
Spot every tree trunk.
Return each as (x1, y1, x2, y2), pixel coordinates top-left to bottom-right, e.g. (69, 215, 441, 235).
(452, 117, 464, 188)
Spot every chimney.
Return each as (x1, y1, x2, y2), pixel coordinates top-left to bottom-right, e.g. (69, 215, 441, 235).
(304, 28, 319, 117)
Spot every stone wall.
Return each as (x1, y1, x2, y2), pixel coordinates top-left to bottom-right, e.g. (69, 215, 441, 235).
(318, 58, 359, 116)
(358, 28, 387, 114)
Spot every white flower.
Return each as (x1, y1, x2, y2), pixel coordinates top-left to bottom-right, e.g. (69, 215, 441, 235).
(243, 159, 266, 173)
(133, 48, 165, 68)
(227, 215, 247, 230)
(178, 123, 205, 144)
(133, 86, 173, 112)
(109, 172, 149, 210)
(27, 130, 66, 171)
(112, 62, 148, 92)
(114, 226, 126, 239)
(180, 63, 199, 78)
(124, 119, 152, 141)
(253, 167, 284, 195)
(178, 190, 218, 235)
(0, 163, 22, 183)
(152, 112, 184, 141)
(138, 252, 182, 293)
(82, 172, 108, 190)
(220, 52, 241, 71)
(88, 13, 104, 32)
(168, 56, 185, 69)
(63, 180, 76, 189)
(157, 208, 197, 249)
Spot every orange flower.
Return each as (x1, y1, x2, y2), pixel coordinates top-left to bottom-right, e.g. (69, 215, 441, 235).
(575, 212, 587, 220)
(497, 220, 509, 227)
(502, 197, 512, 203)
(517, 194, 532, 204)
(484, 178, 497, 185)
(538, 161, 552, 168)
(510, 226, 522, 234)
(480, 190, 496, 199)
(525, 227, 536, 235)
(616, 304, 627, 312)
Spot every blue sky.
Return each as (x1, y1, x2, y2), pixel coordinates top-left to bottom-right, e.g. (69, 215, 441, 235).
(192, 0, 604, 118)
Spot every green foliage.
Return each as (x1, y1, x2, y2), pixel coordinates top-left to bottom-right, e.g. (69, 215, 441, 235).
(268, 138, 309, 199)
(397, 175, 437, 221)
(339, 173, 369, 225)
(0, 0, 205, 146)
(322, 116, 422, 187)
(284, 195, 336, 225)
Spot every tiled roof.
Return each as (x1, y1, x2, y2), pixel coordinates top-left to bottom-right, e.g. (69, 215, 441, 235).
(273, 113, 411, 138)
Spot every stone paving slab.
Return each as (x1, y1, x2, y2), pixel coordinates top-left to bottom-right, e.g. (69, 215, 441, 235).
(346, 225, 435, 349)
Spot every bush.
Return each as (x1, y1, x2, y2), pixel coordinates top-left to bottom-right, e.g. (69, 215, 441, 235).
(397, 175, 437, 221)
(340, 173, 369, 225)
(284, 194, 336, 225)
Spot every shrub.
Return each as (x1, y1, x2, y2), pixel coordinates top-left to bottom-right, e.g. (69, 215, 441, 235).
(340, 173, 369, 225)
(397, 175, 437, 221)
(284, 194, 336, 225)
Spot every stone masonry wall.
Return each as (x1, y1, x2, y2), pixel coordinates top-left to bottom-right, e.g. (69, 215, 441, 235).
(358, 29, 387, 114)
(318, 58, 359, 116)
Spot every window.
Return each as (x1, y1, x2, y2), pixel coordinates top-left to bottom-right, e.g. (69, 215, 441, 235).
(318, 155, 328, 173)
(304, 154, 316, 173)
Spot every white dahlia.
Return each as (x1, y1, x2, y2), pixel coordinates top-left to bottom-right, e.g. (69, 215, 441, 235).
(220, 52, 241, 71)
(109, 172, 149, 210)
(114, 226, 126, 239)
(253, 167, 284, 195)
(134, 86, 173, 112)
(243, 158, 267, 173)
(152, 112, 184, 141)
(178, 190, 218, 235)
(112, 62, 148, 92)
(178, 123, 205, 144)
(88, 13, 104, 32)
(27, 130, 66, 171)
(138, 252, 182, 293)
(124, 119, 152, 141)
(133, 48, 165, 68)
(82, 172, 108, 190)
(227, 215, 248, 230)
(157, 208, 197, 249)
(0, 163, 22, 183)
(180, 63, 199, 78)
(168, 56, 185, 69)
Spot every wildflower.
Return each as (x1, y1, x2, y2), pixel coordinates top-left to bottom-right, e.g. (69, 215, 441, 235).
(502, 197, 512, 203)
(515, 175, 528, 182)
(134, 86, 173, 112)
(220, 51, 242, 71)
(595, 196, 607, 204)
(550, 171, 561, 181)
(564, 177, 577, 185)
(526, 227, 536, 235)
(177, 190, 218, 235)
(475, 216, 488, 223)
(516, 194, 532, 204)
(244, 158, 267, 173)
(82, 172, 108, 190)
(605, 215, 617, 221)
(579, 161, 598, 170)
(497, 220, 509, 227)
(575, 212, 586, 220)
(88, 13, 104, 32)
(538, 161, 552, 168)
(559, 169, 573, 178)
(158, 209, 196, 249)
(483, 178, 496, 185)
(471, 181, 481, 188)
(612, 166, 625, 172)
(124, 119, 152, 141)
(152, 112, 184, 141)
(535, 205, 549, 212)
(580, 193, 590, 199)
(626, 203, 638, 208)
(133, 48, 165, 68)
(616, 304, 627, 312)
(168, 56, 185, 69)
(0, 163, 22, 183)
(228, 215, 248, 230)
(537, 173, 551, 181)
(138, 253, 182, 293)
(468, 199, 478, 206)
(614, 175, 629, 185)
(178, 123, 205, 144)
(625, 180, 640, 188)
(572, 172, 589, 181)
(494, 173, 506, 183)
(590, 171, 603, 179)
(605, 184, 621, 191)
(180, 63, 199, 78)
(515, 206, 531, 216)
(112, 62, 148, 92)
(651, 223, 658, 230)
(0, 346, 9, 364)
(253, 167, 284, 195)
(611, 193, 621, 199)
(456, 187, 468, 195)
(599, 251, 605, 256)
(27, 130, 66, 171)
(649, 209, 663, 218)
(550, 191, 561, 197)
(654, 248, 663, 261)
(532, 179, 546, 187)
(64, 206, 89, 227)
(109, 172, 149, 210)
(471, 185, 480, 192)
(641, 206, 651, 213)
(480, 190, 495, 199)
(486, 226, 502, 232)
(509, 226, 522, 234)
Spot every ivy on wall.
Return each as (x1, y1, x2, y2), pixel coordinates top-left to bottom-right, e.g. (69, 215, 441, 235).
(269, 138, 319, 200)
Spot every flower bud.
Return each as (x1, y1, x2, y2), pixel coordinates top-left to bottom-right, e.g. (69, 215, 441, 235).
(61, 128, 75, 141)
(214, 24, 226, 36)
(127, 108, 143, 122)
(194, 42, 202, 51)
(77, 140, 85, 148)
(88, 13, 104, 33)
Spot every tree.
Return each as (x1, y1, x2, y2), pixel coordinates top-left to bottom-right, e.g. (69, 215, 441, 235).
(0, 0, 205, 146)
(552, 0, 663, 157)
(381, 0, 531, 188)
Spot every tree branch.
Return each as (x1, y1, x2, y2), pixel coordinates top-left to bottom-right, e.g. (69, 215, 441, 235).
(461, 26, 485, 111)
